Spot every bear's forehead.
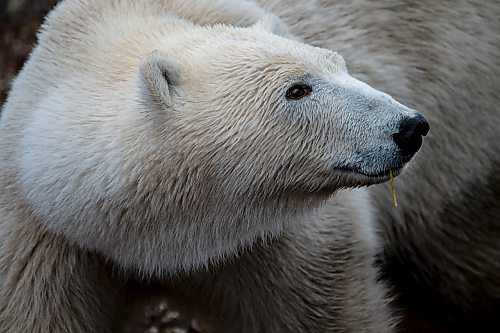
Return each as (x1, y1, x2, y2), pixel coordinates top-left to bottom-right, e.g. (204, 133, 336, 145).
(172, 27, 347, 88)
(192, 33, 344, 76)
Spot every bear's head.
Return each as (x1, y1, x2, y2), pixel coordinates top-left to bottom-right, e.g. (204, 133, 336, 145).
(19, 16, 428, 276)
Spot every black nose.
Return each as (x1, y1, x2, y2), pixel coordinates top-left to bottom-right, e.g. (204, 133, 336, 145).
(393, 114, 429, 155)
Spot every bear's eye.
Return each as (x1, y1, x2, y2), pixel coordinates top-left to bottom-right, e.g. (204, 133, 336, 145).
(286, 83, 312, 100)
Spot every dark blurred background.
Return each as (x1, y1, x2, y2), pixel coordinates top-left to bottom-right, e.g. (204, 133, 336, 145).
(0, 0, 59, 105)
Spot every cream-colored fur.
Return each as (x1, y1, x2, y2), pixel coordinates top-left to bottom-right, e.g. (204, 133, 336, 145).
(165, 190, 394, 333)
(0, 0, 431, 332)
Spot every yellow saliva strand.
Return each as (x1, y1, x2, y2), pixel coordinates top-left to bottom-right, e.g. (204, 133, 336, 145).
(389, 169, 398, 207)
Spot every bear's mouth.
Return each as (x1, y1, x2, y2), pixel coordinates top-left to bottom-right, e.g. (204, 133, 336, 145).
(334, 164, 405, 182)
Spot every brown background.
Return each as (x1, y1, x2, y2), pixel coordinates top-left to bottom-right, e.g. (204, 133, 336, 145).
(0, 0, 60, 105)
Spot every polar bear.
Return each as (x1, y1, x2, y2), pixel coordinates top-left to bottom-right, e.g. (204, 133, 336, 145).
(111, 1, 498, 331)
(0, 0, 430, 332)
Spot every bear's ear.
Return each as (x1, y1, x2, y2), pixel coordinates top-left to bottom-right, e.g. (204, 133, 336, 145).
(139, 50, 180, 110)
(252, 14, 296, 40)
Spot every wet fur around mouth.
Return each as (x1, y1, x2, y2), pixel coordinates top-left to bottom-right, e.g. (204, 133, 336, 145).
(334, 164, 405, 180)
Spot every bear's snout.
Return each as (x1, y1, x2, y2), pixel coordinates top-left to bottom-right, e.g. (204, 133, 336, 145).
(393, 114, 429, 158)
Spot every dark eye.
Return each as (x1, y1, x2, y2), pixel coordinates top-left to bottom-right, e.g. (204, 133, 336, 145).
(286, 83, 312, 100)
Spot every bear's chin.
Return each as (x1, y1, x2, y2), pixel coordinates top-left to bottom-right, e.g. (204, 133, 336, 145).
(341, 165, 404, 181)
(283, 166, 404, 199)
(342, 169, 404, 190)
(298, 165, 405, 195)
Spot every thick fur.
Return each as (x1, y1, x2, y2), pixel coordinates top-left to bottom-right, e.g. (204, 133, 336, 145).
(0, 0, 432, 332)
(165, 190, 394, 333)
